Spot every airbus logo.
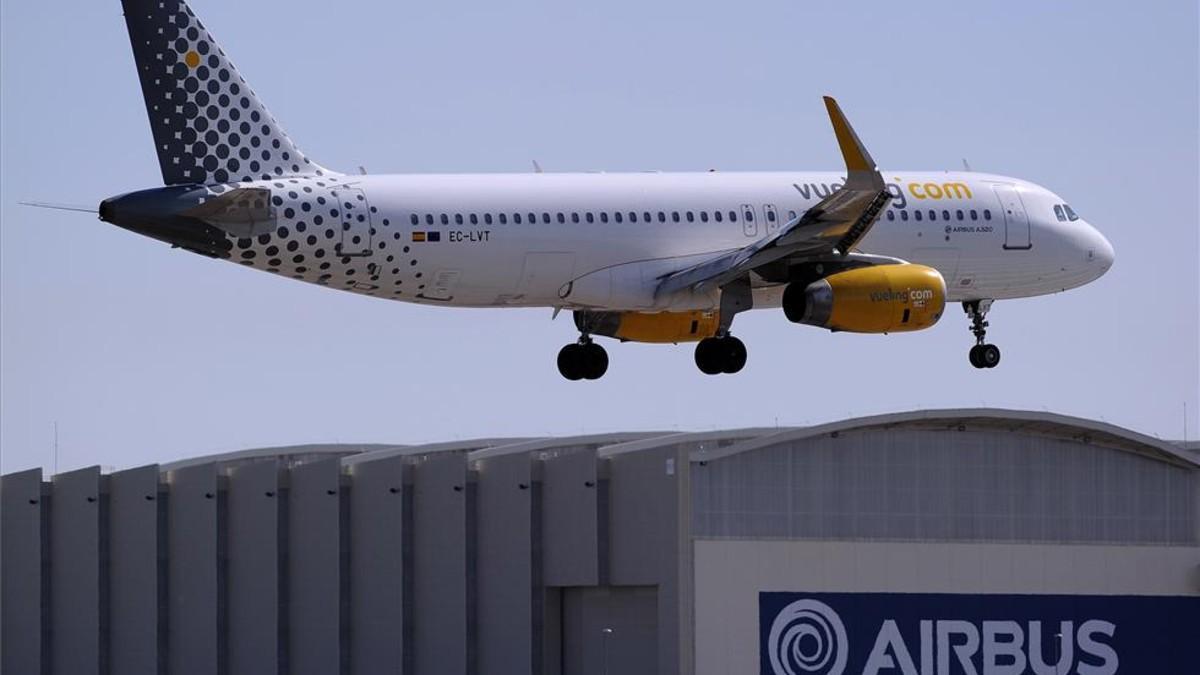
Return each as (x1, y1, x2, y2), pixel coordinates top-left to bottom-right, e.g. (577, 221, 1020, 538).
(765, 597, 1120, 675)
(767, 599, 849, 675)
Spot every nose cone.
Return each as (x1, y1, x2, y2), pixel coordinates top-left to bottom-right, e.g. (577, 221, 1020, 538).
(1088, 224, 1115, 276)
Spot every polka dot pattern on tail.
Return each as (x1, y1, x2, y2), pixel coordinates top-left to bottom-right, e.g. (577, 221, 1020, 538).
(121, 0, 328, 186)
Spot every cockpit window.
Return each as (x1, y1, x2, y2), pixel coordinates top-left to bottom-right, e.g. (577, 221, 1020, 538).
(1063, 204, 1080, 221)
(1053, 204, 1067, 222)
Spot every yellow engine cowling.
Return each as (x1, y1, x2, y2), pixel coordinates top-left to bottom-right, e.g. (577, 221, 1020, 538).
(796, 264, 946, 333)
(574, 310, 720, 343)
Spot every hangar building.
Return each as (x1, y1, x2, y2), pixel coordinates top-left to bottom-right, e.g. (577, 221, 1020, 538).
(3, 409, 1198, 675)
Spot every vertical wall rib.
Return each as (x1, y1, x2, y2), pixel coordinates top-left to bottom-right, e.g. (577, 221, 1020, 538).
(167, 463, 221, 675)
(2, 469, 46, 675)
(412, 454, 470, 675)
(50, 466, 104, 675)
(225, 460, 282, 675)
(346, 455, 406, 675)
(107, 465, 161, 675)
(287, 458, 344, 675)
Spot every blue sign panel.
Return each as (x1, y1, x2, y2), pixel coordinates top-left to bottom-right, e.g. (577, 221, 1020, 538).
(759, 591, 1199, 675)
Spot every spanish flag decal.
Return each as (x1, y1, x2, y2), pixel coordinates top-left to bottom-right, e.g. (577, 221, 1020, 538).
(412, 231, 441, 242)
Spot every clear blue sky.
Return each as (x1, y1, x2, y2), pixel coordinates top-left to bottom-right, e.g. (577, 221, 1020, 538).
(2, 0, 1197, 473)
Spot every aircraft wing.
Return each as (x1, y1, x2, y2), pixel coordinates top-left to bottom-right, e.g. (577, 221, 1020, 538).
(656, 97, 892, 297)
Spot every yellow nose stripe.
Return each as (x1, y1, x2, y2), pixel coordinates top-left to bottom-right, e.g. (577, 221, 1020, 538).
(184, 50, 200, 68)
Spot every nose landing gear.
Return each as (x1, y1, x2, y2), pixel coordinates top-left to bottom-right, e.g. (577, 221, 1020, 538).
(964, 300, 1001, 369)
(557, 338, 608, 381)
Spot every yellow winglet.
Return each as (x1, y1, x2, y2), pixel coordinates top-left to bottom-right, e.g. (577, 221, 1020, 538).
(823, 96, 883, 189)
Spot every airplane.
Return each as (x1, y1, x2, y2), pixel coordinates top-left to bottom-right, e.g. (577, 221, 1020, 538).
(90, 0, 1113, 381)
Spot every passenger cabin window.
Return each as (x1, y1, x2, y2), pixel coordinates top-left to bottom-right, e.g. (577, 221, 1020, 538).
(658, 212, 666, 223)
(900, 211, 909, 221)
(615, 212, 623, 223)
(700, 212, 709, 223)
(1063, 204, 1080, 221)
(983, 209, 992, 220)
(728, 210, 737, 222)
(767, 210, 776, 222)
(485, 214, 493, 225)
(410, 214, 419, 226)
(425, 214, 434, 225)
(628, 212, 637, 223)
(455, 214, 463, 225)
(672, 211, 680, 222)
(571, 213, 579, 224)
(714, 211, 723, 222)
(886, 211, 895, 221)
(686, 211, 695, 222)
(586, 213, 594, 224)
(942, 210, 950, 221)
(788, 210, 797, 220)
(600, 213, 609, 223)
(956, 209, 964, 220)
(914, 210, 922, 221)
(743, 208, 754, 221)
(970, 209, 978, 220)
(929, 210, 937, 221)
(441, 214, 449, 225)
(557, 213, 565, 224)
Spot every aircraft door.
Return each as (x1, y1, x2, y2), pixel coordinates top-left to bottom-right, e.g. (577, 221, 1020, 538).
(334, 186, 373, 257)
(740, 204, 758, 237)
(763, 204, 779, 233)
(994, 184, 1031, 250)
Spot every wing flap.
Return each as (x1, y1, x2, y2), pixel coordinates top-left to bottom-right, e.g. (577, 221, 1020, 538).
(656, 96, 890, 298)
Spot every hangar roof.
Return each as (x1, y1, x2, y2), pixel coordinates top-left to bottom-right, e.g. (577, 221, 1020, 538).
(135, 409, 1195, 475)
(687, 408, 1198, 468)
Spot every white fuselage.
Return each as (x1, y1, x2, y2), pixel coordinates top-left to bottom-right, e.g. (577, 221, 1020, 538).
(228, 169, 1113, 311)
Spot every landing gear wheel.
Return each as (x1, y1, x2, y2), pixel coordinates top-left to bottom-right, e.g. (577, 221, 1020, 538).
(977, 344, 1000, 369)
(694, 338, 724, 375)
(557, 344, 585, 381)
(580, 342, 608, 380)
(694, 336, 748, 375)
(557, 341, 609, 380)
(722, 336, 747, 374)
(968, 345, 984, 369)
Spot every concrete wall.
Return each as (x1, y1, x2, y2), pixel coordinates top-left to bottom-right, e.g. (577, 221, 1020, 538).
(692, 539, 1200, 675)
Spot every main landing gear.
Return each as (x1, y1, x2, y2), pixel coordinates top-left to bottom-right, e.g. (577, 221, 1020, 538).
(964, 299, 1001, 369)
(557, 338, 608, 381)
(694, 335, 747, 375)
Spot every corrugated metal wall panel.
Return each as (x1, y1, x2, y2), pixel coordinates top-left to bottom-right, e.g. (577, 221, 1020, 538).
(692, 429, 1199, 544)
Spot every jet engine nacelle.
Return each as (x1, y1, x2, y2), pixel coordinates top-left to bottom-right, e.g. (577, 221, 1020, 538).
(783, 264, 946, 333)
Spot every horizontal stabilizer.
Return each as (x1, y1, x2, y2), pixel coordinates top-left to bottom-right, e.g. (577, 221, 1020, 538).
(181, 187, 275, 237)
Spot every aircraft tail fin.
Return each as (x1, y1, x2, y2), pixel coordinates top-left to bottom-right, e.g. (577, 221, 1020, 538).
(120, 0, 329, 185)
